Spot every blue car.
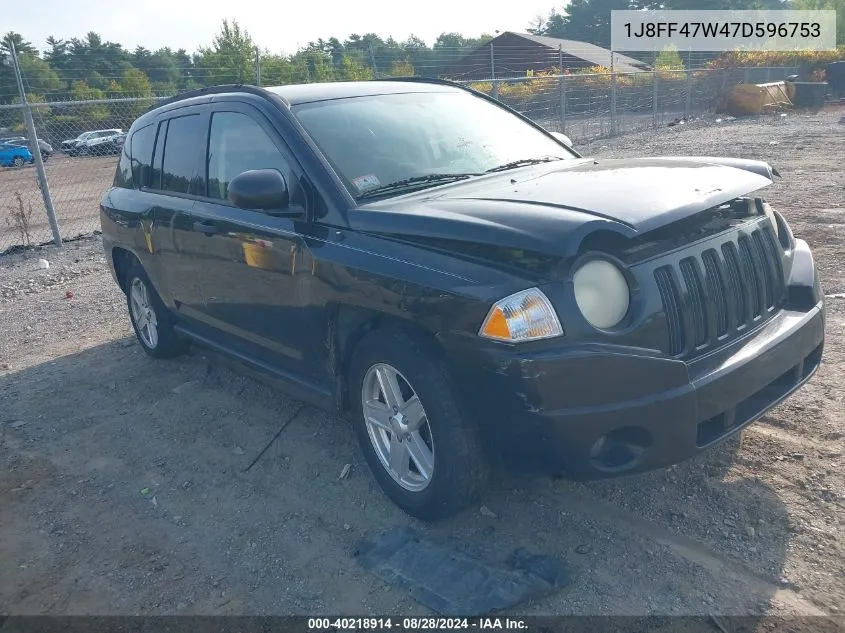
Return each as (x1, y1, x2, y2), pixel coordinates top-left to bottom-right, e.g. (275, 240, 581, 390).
(0, 143, 33, 167)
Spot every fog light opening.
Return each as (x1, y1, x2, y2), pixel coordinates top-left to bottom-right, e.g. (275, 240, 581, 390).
(589, 427, 653, 472)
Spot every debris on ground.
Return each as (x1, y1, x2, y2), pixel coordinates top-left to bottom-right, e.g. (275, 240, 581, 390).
(479, 505, 497, 519)
(232, 446, 244, 455)
(37, 259, 49, 270)
(358, 527, 570, 615)
(338, 463, 351, 480)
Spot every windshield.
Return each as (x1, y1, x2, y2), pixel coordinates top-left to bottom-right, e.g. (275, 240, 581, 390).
(292, 91, 576, 199)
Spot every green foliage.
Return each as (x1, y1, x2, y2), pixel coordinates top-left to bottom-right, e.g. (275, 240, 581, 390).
(793, 0, 845, 46)
(340, 55, 374, 81)
(390, 59, 416, 76)
(655, 46, 685, 71)
(196, 19, 257, 84)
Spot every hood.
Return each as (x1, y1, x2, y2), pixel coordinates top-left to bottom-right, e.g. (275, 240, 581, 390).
(351, 157, 774, 257)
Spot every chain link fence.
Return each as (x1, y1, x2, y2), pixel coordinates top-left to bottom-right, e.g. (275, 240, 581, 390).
(0, 96, 163, 252)
(461, 66, 800, 139)
(0, 66, 800, 253)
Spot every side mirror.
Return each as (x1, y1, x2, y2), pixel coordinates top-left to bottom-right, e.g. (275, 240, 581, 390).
(227, 169, 298, 216)
(550, 131, 574, 148)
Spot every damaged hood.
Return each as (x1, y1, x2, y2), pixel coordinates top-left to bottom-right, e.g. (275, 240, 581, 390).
(351, 157, 775, 256)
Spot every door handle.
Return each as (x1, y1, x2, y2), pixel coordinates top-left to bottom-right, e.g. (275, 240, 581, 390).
(193, 221, 218, 236)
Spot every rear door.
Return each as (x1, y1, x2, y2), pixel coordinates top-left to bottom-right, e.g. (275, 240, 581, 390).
(140, 107, 209, 320)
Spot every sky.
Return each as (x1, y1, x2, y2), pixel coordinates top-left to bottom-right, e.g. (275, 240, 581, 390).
(8, 0, 560, 54)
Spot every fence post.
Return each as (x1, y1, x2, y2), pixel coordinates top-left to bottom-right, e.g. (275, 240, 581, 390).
(369, 44, 378, 78)
(9, 42, 62, 247)
(558, 46, 566, 132)
(652, 70, 659, 127)
(559, 75, 567, 133)
(490, 43, 499, 100)
(610, 53, 618, 136)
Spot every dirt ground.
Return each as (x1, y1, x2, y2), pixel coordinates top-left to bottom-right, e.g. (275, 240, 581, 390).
(0, 155, 115, 252)
(0, 108, 843, 618)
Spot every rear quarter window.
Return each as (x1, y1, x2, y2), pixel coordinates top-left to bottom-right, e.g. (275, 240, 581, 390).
(113, 140, 132, 188)
(129, 124, 155, 189)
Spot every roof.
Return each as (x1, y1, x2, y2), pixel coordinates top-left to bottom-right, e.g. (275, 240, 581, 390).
(499, 32, 650, 73)
(265, 80, 463, 105)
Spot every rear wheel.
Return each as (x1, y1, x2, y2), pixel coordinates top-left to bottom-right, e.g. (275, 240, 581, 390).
(349, 328, 490, 520)
(12, 156, 24, 167)
(40, 151, 49, 162)
(125, 263, 188, 359)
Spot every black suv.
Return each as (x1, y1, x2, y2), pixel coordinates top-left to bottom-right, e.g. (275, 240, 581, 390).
(100, 79, 824, 520)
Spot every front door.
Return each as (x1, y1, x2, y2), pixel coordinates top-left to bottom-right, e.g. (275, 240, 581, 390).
(188, 103, 326, 387)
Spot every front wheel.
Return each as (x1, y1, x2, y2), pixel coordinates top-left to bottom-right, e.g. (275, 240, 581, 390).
(125, 263, 188, 359)
(349, 328, 490, 520)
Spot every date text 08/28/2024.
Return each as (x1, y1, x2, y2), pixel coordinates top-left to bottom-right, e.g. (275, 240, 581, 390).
(307, 617, 528, 630)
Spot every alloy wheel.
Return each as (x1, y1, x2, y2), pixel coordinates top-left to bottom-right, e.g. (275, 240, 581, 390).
(129, 277, 159, 349)
(361, 363, 435, 492)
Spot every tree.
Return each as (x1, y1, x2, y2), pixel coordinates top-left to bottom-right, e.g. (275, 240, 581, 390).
(390, 59, 415, 76)
(196, 19, 257, 84)
(120, 67, 152, 96)
(17, 54, 62, 95)
(542, 0, 634, 47)
(655, 45, 685, 70)
(793, 0, 844, 47)
(1, 32, 36, 55)
(340, 55, 373, 80)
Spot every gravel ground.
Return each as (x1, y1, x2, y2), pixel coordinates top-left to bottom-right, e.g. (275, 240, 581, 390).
(0, 107, 843, 617)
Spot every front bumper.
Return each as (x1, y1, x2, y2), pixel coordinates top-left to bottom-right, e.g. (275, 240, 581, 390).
(443, 242, 825, 478)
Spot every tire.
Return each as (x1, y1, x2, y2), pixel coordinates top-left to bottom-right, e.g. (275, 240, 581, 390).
(12, 156, 24, 167)
(348, 327, 490, 520)
(41, 152, 49, 162)
(124, 263, 188, 359)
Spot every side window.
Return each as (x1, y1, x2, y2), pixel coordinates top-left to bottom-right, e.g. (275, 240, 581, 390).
(150, 121, 167, 190)
(161, 114, 205, 195)
(207, 111, 291, 201)
(114, 142, 132, 188)
(129, 124, 155, 189)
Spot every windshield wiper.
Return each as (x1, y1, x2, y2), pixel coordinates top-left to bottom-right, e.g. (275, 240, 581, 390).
(356, 173, 482, 199)
(485, 156, 564, 173)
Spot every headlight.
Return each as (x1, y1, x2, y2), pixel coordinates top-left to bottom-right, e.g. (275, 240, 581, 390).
(479, 288, 563, 342)
(573, 259, 630, 329)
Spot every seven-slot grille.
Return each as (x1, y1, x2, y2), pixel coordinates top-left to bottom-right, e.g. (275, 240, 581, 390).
(654, 223, 785, 357)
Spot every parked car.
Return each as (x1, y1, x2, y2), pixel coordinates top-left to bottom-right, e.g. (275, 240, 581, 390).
(62, 129, 123, 156)
(101, 80, 824, 520)
(5, 137, 54, 162)
(0, 142, 33, 167)
(87, 131, 127, 156)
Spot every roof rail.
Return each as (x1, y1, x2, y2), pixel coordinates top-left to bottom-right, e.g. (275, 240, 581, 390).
(376, 76, 466, 88)
(146, 84, 277, 113)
